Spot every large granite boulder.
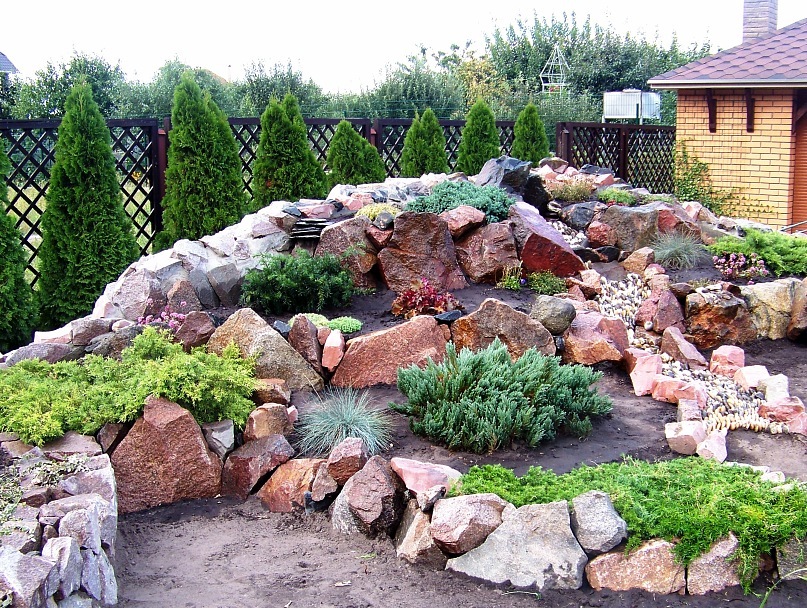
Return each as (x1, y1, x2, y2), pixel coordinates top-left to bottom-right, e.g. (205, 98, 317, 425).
(685, 290, 757, 350)
(256, 458, 325, 512)
(454, 223, 519, 284)
(451, 298, 555, 359)
(288, 315, 324, 377)
(740, 279, 800, 340)
(600, 201, 697, 252)
(110, 396, 222, 513)
(562, 311, 629, 365)
(430, 493, 511, 555)
(315, 217, 378, 289)
(585, 538, 685, 594)
(326, 437, 369, 485)
(446, 501, 587, 591)
(377, 211, 467, 293)
(220, 435, 294, 501)
(207, 308, 323, 391)
(331, 315, 447, 388)
(507, 202, 585, 277)
(344, 456, 405, 536)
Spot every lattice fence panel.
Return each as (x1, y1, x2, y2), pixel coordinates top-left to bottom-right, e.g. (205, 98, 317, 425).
(568, 126, 622, 173)
(498, 123, 515, 157)
(443, 124, 463, 171)
(230, 120, 261, 198)
(379, 124, 408, 176)
(627, 129, 676, 194)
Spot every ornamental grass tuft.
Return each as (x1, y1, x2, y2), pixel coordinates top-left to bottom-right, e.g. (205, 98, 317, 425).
(650, 230, 710, 270)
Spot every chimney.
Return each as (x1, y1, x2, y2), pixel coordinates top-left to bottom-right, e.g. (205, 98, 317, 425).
(743, 0, 778, 43)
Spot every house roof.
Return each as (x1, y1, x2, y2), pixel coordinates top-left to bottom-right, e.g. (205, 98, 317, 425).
(649, 18, 807, 89)
(0, 51, 18, 74)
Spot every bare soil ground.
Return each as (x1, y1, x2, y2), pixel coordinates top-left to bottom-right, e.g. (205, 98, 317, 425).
(116, 281, 807, 608)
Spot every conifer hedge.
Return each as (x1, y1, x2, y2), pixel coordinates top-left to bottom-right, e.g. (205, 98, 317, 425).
(0, 141, 37, 350)
(400, 108, 449, 177)
(326, 120, 386, 186)
(36, 82, 138, 329)
(511, 102, 549, 164)
(158, 73, 247, 248)
(252, 93, 328, 210)
(455, 98, 500, 176)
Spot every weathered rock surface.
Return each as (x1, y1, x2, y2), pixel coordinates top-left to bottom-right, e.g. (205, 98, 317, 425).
(79, 546, 117, 605)
(201, 420, 235, 460)
(734, 365, 770, 390)
(508, 202, 585, 277)
(562, 311, 628, 365)
(439, 205, 485, 239)
(252, 378, 290, 406)
(570, 490, 627, 555)
(244, 404, 293, 441)
(327, 437, 369, 485)
(530, 295, 577, 335)
(685, 291, 757, 350)
(389, 457, 462, 495)
(697, 429, 728, 462)
(446, 501, 587, 591)
(256, 458, 325, 512)
(709, 345, 745, 378)
(622, 247, 655, 275)
(41, 432, 102, 459)
(585, 539, 685, 594)
(665, 421, 707, 455)
(345, 456, 405, 536)
(661, 326, 708, 370)
(377, 212, 467, 293)
(601, 202, 694, 252)
(221, 435, 294, 501)
(430, 493, 510, 555)
(321, 329, 345, 372)
(787, 277, 807, 341)
(741, 279, 800, 340)
(0, 545, 59, 608)
(207, 308, 323, 391)
(454, 223, 519, 284)
(6, 343, 76, 366)
(41, 537, 83, 599)
(451, 298, 555, 359)
(394, 500, 447, 567)
(110, 396, 222, 513)
(476, 156, 532, 192)
(331, 315, 447, 387)
(687, 533, 742, 595)
(174, 311, 215, 350)
(315, 217, 378, 289)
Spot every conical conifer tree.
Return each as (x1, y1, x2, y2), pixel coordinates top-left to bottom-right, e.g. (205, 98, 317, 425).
(252, 93, 327, 210)
(158, 73, 246, 248)
(326, 120, 386, 186)
(511, 103, 549, 164)
(400, 108, 449, 177)
(0, 141, 37, 350)
(456, 98, 500, 175)
(37, 82, 138, 329)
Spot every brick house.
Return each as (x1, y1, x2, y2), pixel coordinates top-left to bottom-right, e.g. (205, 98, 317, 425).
(648, 0, 807, 231)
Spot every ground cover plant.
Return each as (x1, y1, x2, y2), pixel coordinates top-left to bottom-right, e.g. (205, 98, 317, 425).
(399, 108, 449, 177)
(36, 82, 138, 329)
(405, 179, 514, 222)
(708, 229, 807, 277)
(713, 252, 770, 283)
(527, 270, 567, 295)
(326, 120, 387, 186)
(456, 457, 807, 590)
(510, 102, 549, 164)
(0, 327, 256, 446)
(355, 203, 400, 221)
(650, 230, 710, 270)
(296, 387, 392, 456)
(455, 99, 500, 175)
(597, 187, 636, 206)
(390, 278, 461, 319)
(548, 180, 593, 203)
(240, 250, 354, 315)
(291, 313, 362, 333)
(394, 339, 611, 454)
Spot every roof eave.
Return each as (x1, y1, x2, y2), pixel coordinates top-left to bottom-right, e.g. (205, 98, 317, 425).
(649, 79, 807, 90)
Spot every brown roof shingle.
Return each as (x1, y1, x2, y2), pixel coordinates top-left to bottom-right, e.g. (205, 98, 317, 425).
(649, 18, 807, 89)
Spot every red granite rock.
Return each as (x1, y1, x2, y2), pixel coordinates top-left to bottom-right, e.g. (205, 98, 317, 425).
(653, 290, 685, 333)
(322, 329, 345, 372)
(661, 326, 707, 370)
(562, 311, 629, 365)
(430, 493, 511, 555)
(257, 458, 325, 512)
(685, 291, 757, 350)
(111, 396, 222, 514)
(390, 457, 462, 495)
(243, 403, 293, 441)
(253, 378, 290, 406)
(326, 437, 369, 485)
(315, 217, 378, 289)
(687, 533, 742, 595)
(586, 221, 617, 248)
(439, 205, 485, 239)
(175, 311, 215, 350)
(622, 247, 655, 275)
(454, 223, 519, 284)
(651, 376, 708, 407)
(288, 315, 324, 376)
(166, 279, 203, 314)
(709, 345, 745, 378)
(733, 365, 770, 390)
(507, 202, 585, 277)
(665, 421, 707, 455)
(758, 396, 805, 423)
(220, 435, 294, 501)
(585, 539, 685, 594)
(365, 225, 392, 250)
(345, 456, 406, 536)
(310, 466, 339, 502)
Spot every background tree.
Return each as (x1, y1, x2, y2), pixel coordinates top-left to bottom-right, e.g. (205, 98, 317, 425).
(0, 140, 37, 350)
(158, 73, 247, 248)
(36, 82, 138, 328)
(140, 59, 238, 118)
(0, 73, 18, 119)
(400, 108, 449, 177)
(236, 62, 325, 116)
(456, 99, 500, 175)
(511, 102, 549, 163)
(326, 120, 386, 186)
(252, 94, 328, 210)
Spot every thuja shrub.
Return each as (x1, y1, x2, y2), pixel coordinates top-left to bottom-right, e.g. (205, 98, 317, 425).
(457, 457, 807, 590)
(709, 228, 807, 277)
(37, 82, 138, 329)
(455, 98, 500, 175)
(240, 250, 354, 314)
(405, 180, 514, 222)
(394, 338, 612, 454)
(0, 327, 256, 446)
(326, 120, 386, 186)
(510, 103, 549, 164)
(158, 73, 247, 249)
(400, 108, 449, 177)
(252, 94, 328, 210)
(0, 141, 37, 351)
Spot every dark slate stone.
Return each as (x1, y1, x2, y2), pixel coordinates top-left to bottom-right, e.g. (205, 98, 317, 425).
(372, 212, 395, 230)
(476, 156, 532, 193)
(560, 201, 600, 231)
(596, 246, 622, 262)
(579, 164, 613, 175)
(272, 321, 291, 339)
(434, 310, 463, 324)
(282, 205, 302, 217)
(522, 174, 553, 214)
(554, 336, 565, 352)
(574, 248, 607, 263)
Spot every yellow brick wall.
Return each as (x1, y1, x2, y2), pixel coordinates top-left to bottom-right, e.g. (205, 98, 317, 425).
(676, 88, 795, 228)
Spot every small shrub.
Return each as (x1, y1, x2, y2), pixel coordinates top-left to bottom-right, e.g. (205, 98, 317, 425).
(326, 120, 386, 186)
(390, 278, 461, 319)
(456, 99, 500, 175)
(296, 387, 393, 456)
(597, 187, 636, 206)
(510, 103, 549, 164)
(327, 316, 362, 334)
(240, 250, 354, 315)
(395, 339, 611, 454)
(527, 271, 566, 295)
(650, 231, 710, 270)
(496, 262, 525, 291)
(355, 203, 401, 221)
(713, 252, 770, 283)
(708, 228, 807, 277)
(405, 180, 514, 223)
(400, 108, 449, 177)
(547, 180, 593, 203)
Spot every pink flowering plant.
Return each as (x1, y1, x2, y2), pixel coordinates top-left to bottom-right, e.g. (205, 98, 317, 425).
(137, 299, 187, 331)
(712, 252, 769, 283)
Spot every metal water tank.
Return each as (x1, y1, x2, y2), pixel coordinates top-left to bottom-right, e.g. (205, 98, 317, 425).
(602, 89, 661, 123)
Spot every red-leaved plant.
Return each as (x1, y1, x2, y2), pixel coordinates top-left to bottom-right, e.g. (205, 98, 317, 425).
(391, 278, 462, 319)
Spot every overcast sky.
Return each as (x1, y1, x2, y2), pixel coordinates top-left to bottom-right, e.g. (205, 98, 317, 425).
(3, 1, 806, 93)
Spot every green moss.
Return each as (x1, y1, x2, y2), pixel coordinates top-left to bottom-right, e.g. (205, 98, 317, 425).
(597, 187, 636, 206)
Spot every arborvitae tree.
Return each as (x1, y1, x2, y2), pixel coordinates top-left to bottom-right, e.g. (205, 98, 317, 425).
(36, 83, 138, 329)
(456, 98, 500, 175)
(0, 141, 37, 350)
(511, 103, 550, 164)
(252, 94, 327, 210)
(400, 108, 449, 177)
(326, 120, 387, 186)
(158, 73, 246, 248)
